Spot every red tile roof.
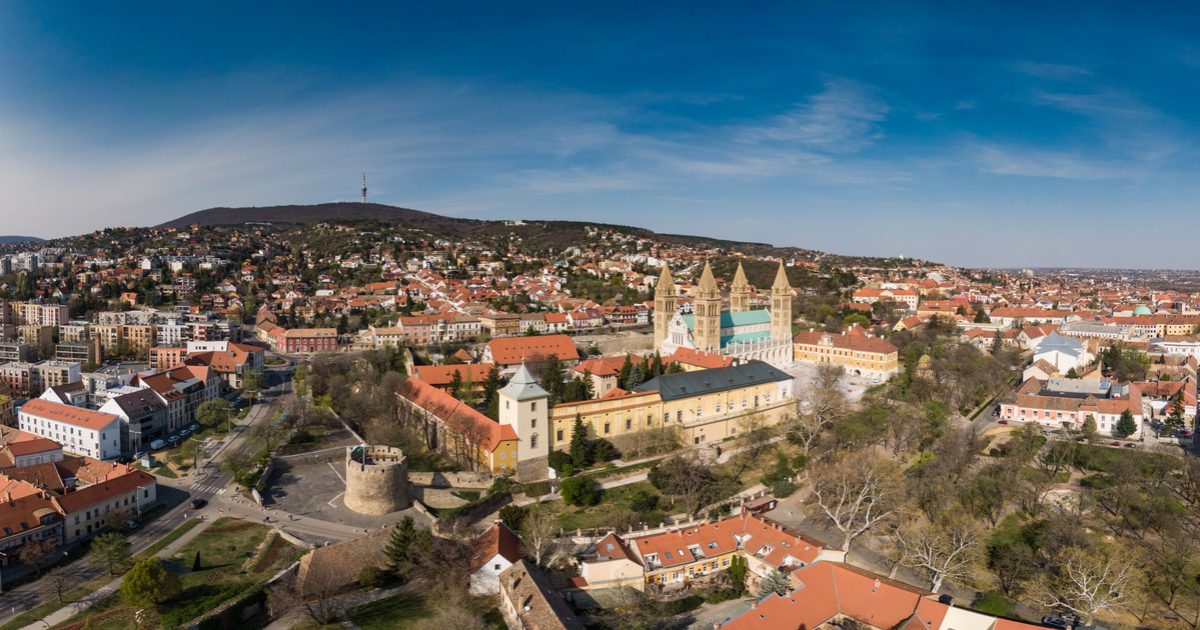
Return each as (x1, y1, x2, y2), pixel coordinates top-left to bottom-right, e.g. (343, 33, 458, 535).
(469, 522, 523, 573)
(52, 470, 155, 513)
(395, 378, 516, 451)
(413, 363, 495, 388)
(19, 399, 119, 431)
(487, 335, 578, 366)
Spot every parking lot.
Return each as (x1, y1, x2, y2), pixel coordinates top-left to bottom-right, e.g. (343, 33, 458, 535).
(784, 361, 879, 403)
(267, 458, 430, 530)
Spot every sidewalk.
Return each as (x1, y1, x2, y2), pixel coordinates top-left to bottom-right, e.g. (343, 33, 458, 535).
(20, 519, 213, 630)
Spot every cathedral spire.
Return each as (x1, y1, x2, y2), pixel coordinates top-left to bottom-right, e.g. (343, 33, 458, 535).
(731, 262, 749, 289)
(772, 261, 791, 291)
(658, 263, 675, 292)
(698, 260, 718, 296)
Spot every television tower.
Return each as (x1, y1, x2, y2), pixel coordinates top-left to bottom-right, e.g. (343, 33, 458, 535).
(361, 171, 368, 203)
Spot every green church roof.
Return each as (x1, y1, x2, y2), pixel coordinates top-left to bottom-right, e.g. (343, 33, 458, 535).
(681, 309, 771, 331)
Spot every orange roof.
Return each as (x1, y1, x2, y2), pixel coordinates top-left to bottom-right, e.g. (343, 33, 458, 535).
(413, 363, 495, 387)
(487, 334, 578, 366)
(663, 347, 733, 369)
(52, 470, 156, 513)
(630, 512, 822, 571)
(468, 522, 523, 573)
(395, 379, 516, 451)
(793, 330, 898, 354)
(574, 355, 639, 377)
(6, 438, 61, 457)
(19, 399, 119, 431)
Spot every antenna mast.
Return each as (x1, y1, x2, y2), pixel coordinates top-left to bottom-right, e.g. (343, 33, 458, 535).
(361, 171, 368, 203)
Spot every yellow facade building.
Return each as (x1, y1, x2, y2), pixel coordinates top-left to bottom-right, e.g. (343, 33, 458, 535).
(550, 360, 795, 449)
(792, 330, 899, 379)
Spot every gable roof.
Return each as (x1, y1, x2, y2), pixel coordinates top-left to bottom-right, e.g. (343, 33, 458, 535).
(487, 334, 579, 365)
(469, 521, 523, 573)
(19, 399, 119, 432)
(395, 378, 516, 451)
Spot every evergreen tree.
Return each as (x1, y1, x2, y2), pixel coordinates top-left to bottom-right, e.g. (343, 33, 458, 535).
(1115, 410, 1137, 438)
(569, 415, 591, 470)
(448, 369, 464, 400)
(384, 516, 423, 577)
(627, 364, 645, 389)
(728, 554, 748, 594)
(991, 331, 1003, 354)
(1065, 367, 1079, 379)
(974, 308, 991, 323)
(650, 352, 664, 376)
(1081, 415, 1097, 442)
(540, 354, 566, 403)
(757, 568, 791, 597)
(618, 355, 633, 388)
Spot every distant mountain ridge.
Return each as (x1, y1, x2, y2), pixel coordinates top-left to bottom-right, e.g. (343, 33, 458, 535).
(155, 202, 787, 254)
(0, 236, 45, 244)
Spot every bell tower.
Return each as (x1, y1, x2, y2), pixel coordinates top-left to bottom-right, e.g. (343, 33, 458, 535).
(770, 261, 793, 342)
(653, 264, 677, 353)
(693, 261, 722, 352)
(730, 261, 752, 312)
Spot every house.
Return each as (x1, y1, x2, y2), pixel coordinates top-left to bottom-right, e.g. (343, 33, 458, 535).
(662, 347, 733, 371)
(53, 468, 157, 543)
(483, 335, 580, 370)
(999, 378, 1144, 436)
(468, 521, 523, 595)
(272, 328, 339, 353)
(99, 389, 169, 454)
(576, 532, 645, 591)
(718, 560, 1046, 630)
(792, 330, 899, 379)
(394, 378, 517, 474)
(412, 363, 495, 395)
(1031, 332, 1092, 374)
(625, 511, 826, 590)
(572, 355, 642, 398)
(17, 400, 123, 460)
(497, 559, 585, 630)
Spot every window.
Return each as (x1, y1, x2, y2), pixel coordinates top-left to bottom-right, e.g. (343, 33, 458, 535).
(556, 430, 563, 442)
(531, 417, 537, 429)
(531, 402, 537, 412)
(625, 418, 632, 430)
(530, 434, 538, 448)
(604, 423, 610, 434)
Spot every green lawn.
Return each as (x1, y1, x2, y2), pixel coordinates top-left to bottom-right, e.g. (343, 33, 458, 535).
(554, 480, 667, 531)
(349, 593, 434, 630)
(60, 518, 298, 630)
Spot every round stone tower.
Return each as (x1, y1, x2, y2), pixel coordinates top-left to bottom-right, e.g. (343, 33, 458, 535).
(344, 445, 411, 515)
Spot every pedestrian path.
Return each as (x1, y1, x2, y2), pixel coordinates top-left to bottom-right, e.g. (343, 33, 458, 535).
(20, 518, 212, 630)
(188, 479, 228, 495)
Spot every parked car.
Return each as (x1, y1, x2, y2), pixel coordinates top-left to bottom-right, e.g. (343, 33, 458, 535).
(1124, 442, 1137, 448)
(1110, 441, 1121, 446)
(125, 519, 139, 530)
(997, 420, 1008, 425)
(190, 498, 207, 510)
(133, 451, 147, 460)
(1040, 617, 1070, 630)
(180, 428, 192, 437)
(149, 439, 166, 451)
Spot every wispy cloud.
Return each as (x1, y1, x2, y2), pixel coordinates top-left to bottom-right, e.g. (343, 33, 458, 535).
(737, 79, 889, 153)
(1013, 61, 1093, 80)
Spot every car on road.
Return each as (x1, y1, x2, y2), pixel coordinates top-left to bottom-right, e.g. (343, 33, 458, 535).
(1110, 441, 1121, 446)
(149, 439, 166, 451)
(1040, 617, 1070, 630)
(997, 420, 1008, 425)
(1124, 442, 1137, 448)
(125, 519, 139, 530)
(190, 498, 207, 510)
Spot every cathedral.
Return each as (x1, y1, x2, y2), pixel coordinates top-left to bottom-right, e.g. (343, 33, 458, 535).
(654, 260, 794, 368)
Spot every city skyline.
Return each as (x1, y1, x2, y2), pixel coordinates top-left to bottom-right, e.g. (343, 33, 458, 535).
(3, 2, 1199, 268)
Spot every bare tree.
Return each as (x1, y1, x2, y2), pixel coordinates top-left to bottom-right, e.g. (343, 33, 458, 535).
(730, 411, 775, 481)
(893, 516, 982, 593)
(520, 506, 561, 567)
(1034, 546, 1141, 623)
(17, 538, 56, 577)
(46, 566, 72, 603)
(267, 571, 343, 626)
(808, 454, 900, 553)
(815, 364, 845, 390)
(788, 384, 846, 456)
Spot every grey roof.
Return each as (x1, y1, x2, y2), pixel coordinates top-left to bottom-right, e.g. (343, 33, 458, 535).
(1044, 378, 1110, 397)
(634, 360, 790, 401)
(111, 389, 166, 418)
(499, 362, 549, 401)
(1036, 332, 1083, 356)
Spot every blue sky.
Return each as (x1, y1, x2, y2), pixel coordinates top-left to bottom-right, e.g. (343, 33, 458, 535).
(0, 2, 1197, 268)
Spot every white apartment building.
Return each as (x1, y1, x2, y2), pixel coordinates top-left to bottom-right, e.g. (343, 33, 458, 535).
(18, 399, 123, 460)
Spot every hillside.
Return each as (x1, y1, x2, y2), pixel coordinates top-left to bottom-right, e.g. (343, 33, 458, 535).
(0, 236, 45, 244)
(156, 202, 793, 256)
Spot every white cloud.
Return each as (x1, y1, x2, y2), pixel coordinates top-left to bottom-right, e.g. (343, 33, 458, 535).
(737, 79, 889, 153)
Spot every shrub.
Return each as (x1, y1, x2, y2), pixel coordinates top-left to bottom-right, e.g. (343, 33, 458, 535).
(498, 504, 527, 531)
(358, 565, 389, 589)
(591, 438, 620, 462)
(523, 481, 551, 497)
(702, 588, 742, 604)
(560, 476, 600, 506)
(548, 450, 572, 474)
(627, 489, 659, 514)
(770, 480, 798, 498)
(972, 591, 1015, 616)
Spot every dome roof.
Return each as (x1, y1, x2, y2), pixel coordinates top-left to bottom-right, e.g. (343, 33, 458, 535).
(1133, 305, 1152, 315)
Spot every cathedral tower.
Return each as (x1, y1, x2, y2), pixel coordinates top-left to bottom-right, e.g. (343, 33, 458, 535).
(653, 264, 677, 353)
(770, 261, 793, 342)
(730, 262, 752, 312)
(693, 261, 722, 352)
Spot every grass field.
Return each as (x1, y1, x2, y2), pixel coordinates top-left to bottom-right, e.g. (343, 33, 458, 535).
(348, 593, 434, 630)
(57, 518, 298, 630)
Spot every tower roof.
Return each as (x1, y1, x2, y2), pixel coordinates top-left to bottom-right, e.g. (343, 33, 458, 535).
(658, 264, 675, 292)
(698, 261, 718, 293)
(731, 262, 750, 290)
(500, 362, 549, 401)
(772, 261, 791, 291)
